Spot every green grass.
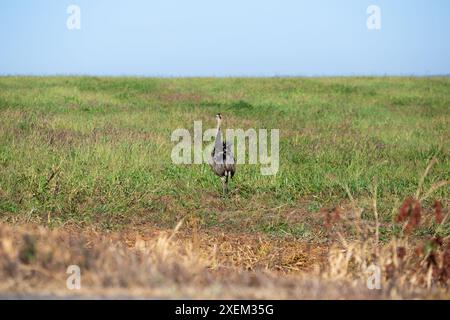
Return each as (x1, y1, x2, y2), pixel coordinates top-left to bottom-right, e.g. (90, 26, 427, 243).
(0, 76, 448, 238)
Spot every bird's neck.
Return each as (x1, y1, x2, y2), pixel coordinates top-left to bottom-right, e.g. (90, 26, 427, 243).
(216, 121, 222, 134)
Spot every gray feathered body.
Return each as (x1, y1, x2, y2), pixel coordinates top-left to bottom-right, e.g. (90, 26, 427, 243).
(209, 141, 235, 179)
(209, 122, 235, 195)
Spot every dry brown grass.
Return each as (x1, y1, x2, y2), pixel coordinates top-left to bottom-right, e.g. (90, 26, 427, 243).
(0, 218, 447, 299)
(322, 158, 449, 298)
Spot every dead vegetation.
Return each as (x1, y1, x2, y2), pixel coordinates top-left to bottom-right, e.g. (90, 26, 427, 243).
(322, 158, 449, 297)
(0, 208, 447, 299)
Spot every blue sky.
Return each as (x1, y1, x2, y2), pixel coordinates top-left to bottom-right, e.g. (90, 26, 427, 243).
(1, 0, 449, 76)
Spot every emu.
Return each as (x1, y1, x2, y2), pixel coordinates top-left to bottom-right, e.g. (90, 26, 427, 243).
(209, 113, 236, 196)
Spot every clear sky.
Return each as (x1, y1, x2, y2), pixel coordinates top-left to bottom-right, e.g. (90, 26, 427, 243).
(1, 0, 449, 76)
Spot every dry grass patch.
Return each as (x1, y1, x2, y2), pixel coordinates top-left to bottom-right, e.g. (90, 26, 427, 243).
(0, 220, 448, 299)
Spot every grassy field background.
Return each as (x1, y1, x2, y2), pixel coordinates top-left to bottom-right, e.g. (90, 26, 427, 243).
(0, 77, 449, 239)
(0, 76, 449, 298)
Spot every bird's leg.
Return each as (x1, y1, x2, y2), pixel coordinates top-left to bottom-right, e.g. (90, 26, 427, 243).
(221, 176, 227, 197)
(225, 174, 230, 196)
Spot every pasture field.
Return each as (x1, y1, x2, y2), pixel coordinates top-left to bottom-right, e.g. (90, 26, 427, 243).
(0, 77, 449, 298)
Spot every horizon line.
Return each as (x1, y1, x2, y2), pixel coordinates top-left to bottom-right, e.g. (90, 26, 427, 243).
(1, 74, 449, 79)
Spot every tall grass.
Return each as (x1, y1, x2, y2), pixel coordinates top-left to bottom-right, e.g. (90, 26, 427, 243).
(0, 77, 448, 239)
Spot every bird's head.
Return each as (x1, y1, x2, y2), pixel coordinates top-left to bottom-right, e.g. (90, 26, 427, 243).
(215, 113, 222, 125)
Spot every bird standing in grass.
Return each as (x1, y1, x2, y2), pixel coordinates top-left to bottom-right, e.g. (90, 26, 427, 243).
(209, 113, 235, 196)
